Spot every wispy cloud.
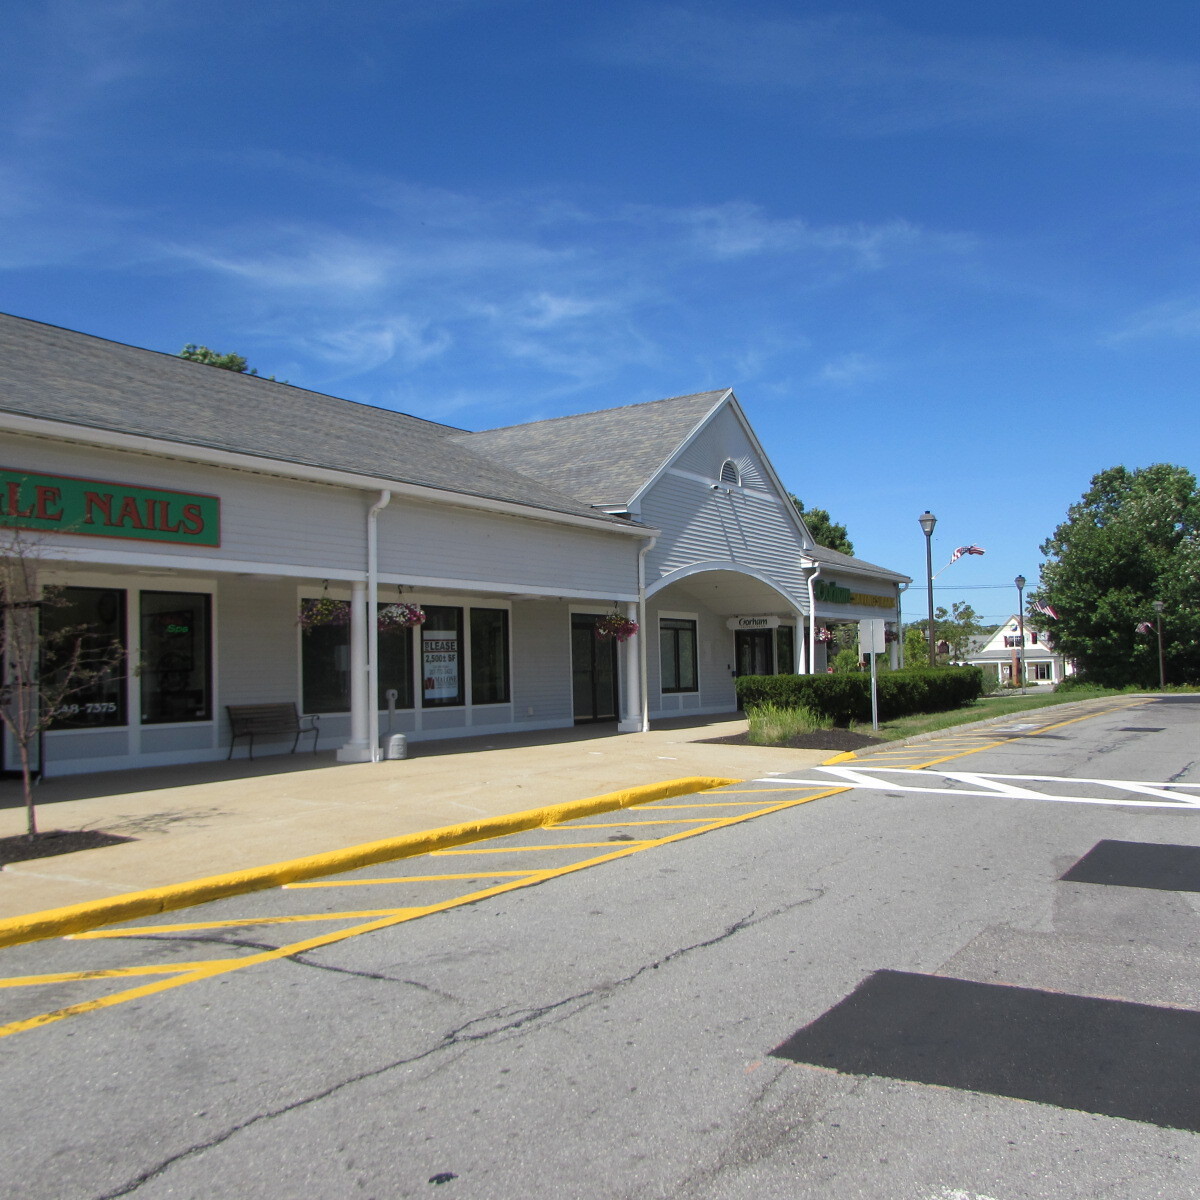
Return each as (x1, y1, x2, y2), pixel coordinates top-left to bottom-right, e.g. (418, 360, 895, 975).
(131, 167, 964, 392)
(815, 353, 883, 388)
(1109, 297, 1200, 343)
(602, 7, 1200, 135)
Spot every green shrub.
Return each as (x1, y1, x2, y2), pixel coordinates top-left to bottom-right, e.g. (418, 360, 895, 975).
(746, 703, 832, 745)
(830, 648, 861, 674)
(737, 667, 985, 724)
(1053, 674, 1092, 693)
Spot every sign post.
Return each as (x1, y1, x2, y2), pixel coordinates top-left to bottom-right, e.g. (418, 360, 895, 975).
(858, 619, 888, 732)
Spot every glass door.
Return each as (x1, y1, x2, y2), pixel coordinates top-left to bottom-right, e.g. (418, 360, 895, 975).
(572, 614, 619, 722)
(735, 629, 775, 677)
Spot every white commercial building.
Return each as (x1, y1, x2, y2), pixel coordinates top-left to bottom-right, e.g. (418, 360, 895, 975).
(0, 314, 908, 776)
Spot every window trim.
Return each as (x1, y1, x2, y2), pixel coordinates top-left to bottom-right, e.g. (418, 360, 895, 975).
(37, 573, 219, 734)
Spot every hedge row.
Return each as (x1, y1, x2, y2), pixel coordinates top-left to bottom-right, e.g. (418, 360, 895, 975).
(735, 667, 985, 724)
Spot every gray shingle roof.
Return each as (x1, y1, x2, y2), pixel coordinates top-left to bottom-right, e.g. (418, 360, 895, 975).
(807, 543, 910, 583)
(0, 312, 632, 527)
(452, 390, 729, 508)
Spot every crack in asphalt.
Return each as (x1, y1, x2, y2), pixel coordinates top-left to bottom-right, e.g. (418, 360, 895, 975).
(120, 932, 461, 1000)
(88, 896, 824, 1199)
(1167, 761, 1197, 783)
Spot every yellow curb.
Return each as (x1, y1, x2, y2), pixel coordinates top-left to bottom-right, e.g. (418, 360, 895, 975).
(0, 776, 737, 950)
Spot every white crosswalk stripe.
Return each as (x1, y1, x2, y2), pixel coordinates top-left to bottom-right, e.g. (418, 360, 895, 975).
(756, 767, 1200, 810)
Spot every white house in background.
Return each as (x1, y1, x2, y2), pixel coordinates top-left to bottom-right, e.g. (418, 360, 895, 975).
(0, 312, 909, 777)
(964, 616, 1072, 686)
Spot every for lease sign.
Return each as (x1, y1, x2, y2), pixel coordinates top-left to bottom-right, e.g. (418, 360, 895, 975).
(0, 469, 220, 547)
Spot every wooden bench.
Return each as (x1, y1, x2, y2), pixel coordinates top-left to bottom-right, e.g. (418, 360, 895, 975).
(226, 703, 320, 760)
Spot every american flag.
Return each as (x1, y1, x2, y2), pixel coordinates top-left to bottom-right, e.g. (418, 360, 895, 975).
(1136, 621, 1155, 635)
(1032, 599, 1058, 619)
(949, 545, 985, 564)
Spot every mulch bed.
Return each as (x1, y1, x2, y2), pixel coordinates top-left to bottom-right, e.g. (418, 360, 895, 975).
(700, 728, 885, 752)
(0, 829, 136, 868)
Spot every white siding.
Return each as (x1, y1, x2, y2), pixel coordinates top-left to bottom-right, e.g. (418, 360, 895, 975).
(216, 577, 303, 750)
(9, 434, 366, 573)
(8, 435, 640, 594)
(673, 407, 768, 490)
(639, 408, 809, 602)
(377, 500, 637, 596)
(511, 601, 572, 724)
(642, 473, 809, 601)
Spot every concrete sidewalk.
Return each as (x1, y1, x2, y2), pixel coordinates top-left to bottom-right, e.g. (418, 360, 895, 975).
(0, 716, 829, 920)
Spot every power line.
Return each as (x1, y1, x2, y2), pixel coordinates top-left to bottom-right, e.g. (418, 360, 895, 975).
(928, 584, 1030, 590)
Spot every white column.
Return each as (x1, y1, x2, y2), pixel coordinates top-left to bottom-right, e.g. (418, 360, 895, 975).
(337, 579, 373, 762)
(618, 601, 643, 733)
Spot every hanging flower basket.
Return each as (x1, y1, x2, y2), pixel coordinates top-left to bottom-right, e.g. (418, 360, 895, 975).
(378, 602, 426, 631)
(815, 626, 837, 643)
(298, 596, 350, 630)
(884, 628, 899, 643)
(595, 611, 640, 643)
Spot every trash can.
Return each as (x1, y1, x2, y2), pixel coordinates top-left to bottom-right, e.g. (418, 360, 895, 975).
(382, 733, 408, 760)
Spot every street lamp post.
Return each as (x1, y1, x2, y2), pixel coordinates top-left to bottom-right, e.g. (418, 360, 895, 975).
(918, 511, 937, 667)
(1153, 599, 1166, 689)
(1015, 574, 1027, 691)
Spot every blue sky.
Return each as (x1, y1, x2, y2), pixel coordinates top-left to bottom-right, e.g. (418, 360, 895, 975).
(3, 0, 1197, 624)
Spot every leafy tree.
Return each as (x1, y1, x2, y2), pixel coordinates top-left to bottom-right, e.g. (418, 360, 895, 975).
(905, 601, 983, 664)
(790, 496, 855, 556)
(1035, 464, 1200, 686)
(903, 625, 931, 667)
(179, 344, 257, 374)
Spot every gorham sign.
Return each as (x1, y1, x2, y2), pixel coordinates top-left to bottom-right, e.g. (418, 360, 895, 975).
(726, 615, 782, 630)
(813, 579, 893, 610)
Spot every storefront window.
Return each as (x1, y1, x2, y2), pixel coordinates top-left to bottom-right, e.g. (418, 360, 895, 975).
(470, 608, 510, 704)
(660, 618, 698, 692)
(422, 605, 464, 707)
(776, 626, 795, 674)
(302, 621, 351, 714)
(140, 591, 211, 724)
(300, 605, 414, 713)
(43, 586, 127, 729)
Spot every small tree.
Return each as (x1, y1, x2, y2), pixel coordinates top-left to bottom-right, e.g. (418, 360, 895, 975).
(905, 602, 983, 664)
(790, 496, 855, 556)
(0, 525, 125, 837)
(179, 344, 256, 374)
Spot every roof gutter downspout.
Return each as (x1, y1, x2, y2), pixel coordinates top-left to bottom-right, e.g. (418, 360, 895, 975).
(639, 535, 657, 732)
(804, 559, 823, 675)
(367, 490, 391, 761)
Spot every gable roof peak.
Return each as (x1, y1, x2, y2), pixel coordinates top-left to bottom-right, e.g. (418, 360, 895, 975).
(453, 388, 734, 507)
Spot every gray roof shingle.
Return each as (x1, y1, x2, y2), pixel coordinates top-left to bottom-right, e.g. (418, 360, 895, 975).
(0, 313, 632, 527)
(453, 390, 729, 508)
(807, 543, 909, 583)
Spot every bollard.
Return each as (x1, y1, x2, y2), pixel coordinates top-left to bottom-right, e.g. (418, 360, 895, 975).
(382, 732, 408, 760)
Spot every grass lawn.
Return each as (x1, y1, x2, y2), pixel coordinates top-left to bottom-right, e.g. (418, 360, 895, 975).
(870, 688, 1150, 741)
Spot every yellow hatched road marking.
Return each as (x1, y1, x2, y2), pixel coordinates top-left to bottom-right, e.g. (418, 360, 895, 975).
(72, 909, 427, 938)
(1, 960, 261, 987)
(547, 818, 725, 828)
(1, 709, 1142, 1039)
(431, 841, 656, 854)
(0, 786, 840, 1040)
(643, 801, 792, 808)
(286, 871, 537, 888)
